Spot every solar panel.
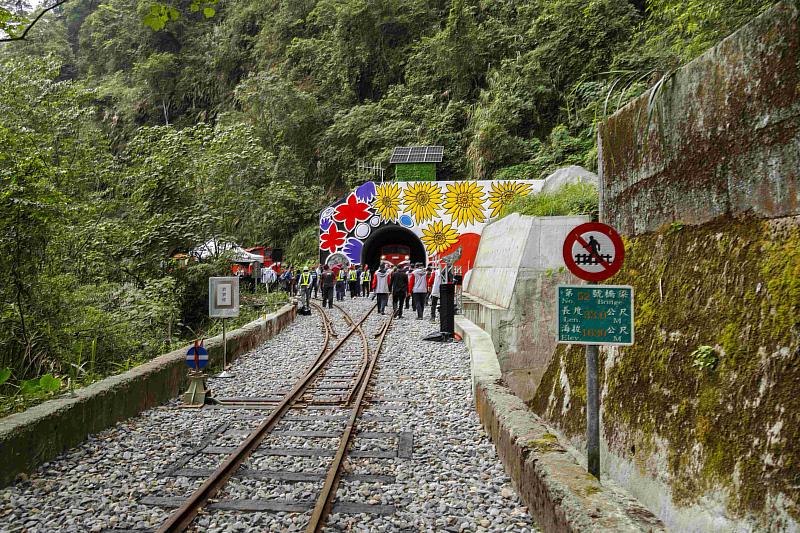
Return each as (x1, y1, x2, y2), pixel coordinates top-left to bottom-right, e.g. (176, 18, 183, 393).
(389, 146, 444, 164)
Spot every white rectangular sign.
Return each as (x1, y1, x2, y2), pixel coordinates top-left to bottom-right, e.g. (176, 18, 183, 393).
(209, 277, 240, 318)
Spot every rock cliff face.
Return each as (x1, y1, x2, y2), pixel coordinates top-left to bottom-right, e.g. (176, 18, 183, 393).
(532, 3, 800, 530)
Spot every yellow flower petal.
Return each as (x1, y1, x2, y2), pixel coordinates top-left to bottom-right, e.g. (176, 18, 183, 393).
(444, 181, 486, 227)
(375, 182, 402, 221)
(488, 181, 533, 217)
(421, 220, 460, 254)
(403, 182, 443, 225)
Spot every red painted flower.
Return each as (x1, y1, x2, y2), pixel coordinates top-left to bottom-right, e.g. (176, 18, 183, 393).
(332, 193, 371, 232)
(320, 224, 346, 253)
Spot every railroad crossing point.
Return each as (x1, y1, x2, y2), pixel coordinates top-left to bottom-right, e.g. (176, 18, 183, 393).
(560, 221, 633, 480)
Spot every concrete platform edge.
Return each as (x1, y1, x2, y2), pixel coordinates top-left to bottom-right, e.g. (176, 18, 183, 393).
(455, 315, 665, 533)
(0, 303, 297, 488)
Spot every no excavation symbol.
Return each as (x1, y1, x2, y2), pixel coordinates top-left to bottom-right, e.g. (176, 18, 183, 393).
(562, 222, 625, 282)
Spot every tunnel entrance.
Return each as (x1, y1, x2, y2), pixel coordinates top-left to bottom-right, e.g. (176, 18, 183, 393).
(361, 224, 427, 271)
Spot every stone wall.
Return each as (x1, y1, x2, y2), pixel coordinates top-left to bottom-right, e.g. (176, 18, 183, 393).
(531, 215, 800, 531)
(598, 1, 800, 236)
(0, 304, 296, 488)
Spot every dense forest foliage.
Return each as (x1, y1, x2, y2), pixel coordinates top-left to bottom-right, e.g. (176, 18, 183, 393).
(0, 0, 775, 405)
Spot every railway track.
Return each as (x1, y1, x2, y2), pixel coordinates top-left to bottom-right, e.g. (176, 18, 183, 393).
(145, 301, 397, 532)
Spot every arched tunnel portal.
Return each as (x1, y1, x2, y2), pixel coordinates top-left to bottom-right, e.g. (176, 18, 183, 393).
(361, 224, 426, 271)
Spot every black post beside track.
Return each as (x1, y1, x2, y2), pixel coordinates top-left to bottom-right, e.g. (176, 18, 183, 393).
(156, 303, 377, 533)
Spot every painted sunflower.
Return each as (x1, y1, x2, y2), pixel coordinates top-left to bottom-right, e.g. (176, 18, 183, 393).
(421, 220, 460, 254)
(403, 181, 443, 225)
(487, 181, 534, 217)
(374, 182, 402, 221)
(443, 180, 486, 227)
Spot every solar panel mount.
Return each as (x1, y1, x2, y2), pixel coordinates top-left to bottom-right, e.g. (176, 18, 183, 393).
(389, 146, 443, 164)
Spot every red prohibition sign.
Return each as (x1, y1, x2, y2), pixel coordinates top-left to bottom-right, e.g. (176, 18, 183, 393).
(562, 222, 625, 282)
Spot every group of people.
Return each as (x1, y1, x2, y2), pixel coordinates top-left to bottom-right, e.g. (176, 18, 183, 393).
(370, 262, 443, 320)
(291, 262, 445, 321)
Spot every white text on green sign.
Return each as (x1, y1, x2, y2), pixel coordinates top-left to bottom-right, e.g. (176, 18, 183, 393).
(557, 285, 634, 346)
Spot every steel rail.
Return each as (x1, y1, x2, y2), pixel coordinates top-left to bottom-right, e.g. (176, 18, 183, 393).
(303, 302, 334, 374)
(156, 303, 376, 533)
(303, 303, 366, 405)
(332, 303, 370, 406)
(306, 312, 394, 533)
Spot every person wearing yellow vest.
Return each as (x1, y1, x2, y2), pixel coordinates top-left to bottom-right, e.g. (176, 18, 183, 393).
(347, 265, 359, 299)
(360, 265, 371, 298)
(298, 266, 312, 311)
(335, 266, 346, 301)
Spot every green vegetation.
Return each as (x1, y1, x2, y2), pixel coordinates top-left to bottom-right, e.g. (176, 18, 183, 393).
(690, 345, 718, 370)
(395, 163, 437, 182)
(499, 183, 599, 219)
(0, 0, 775, 414)
(285, 225, 321, 268)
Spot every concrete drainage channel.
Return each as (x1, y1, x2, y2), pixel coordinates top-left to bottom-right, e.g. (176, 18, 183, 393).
(456, 316, 665, 533)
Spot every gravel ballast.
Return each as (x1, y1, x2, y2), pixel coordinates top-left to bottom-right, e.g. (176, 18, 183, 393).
(0, 296, 537, 532)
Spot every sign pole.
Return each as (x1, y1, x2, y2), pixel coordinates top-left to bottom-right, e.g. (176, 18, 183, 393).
(217, 317, 234, 378)
(559, 221, 634, 482)
(208, 276, 238, 379)
(586, 344, 600, 479)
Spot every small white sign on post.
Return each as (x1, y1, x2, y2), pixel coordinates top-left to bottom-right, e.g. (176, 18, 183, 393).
(209, 277, 240, 318)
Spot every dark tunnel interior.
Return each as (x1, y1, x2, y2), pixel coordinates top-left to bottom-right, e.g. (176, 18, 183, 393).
(361, 224, 427, 271)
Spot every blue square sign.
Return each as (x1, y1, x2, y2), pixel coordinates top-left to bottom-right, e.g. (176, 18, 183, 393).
(557, 285, 634, 346)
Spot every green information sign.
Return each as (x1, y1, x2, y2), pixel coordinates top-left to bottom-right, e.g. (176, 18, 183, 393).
(557, 284, 634, 345)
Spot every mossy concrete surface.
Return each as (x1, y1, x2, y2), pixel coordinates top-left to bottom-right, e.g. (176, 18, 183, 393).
(598, 1, 800, 236)
(0, 303, 297, 488)
(456, 316, 664, 533)
(531, 216, 800, 530)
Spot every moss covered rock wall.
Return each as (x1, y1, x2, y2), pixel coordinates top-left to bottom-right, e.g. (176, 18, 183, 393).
(598, 1, 800, 236)
(530, 215, 800, 529)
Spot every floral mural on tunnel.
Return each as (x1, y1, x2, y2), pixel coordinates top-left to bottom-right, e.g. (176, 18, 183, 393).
(332, 193, 371, 231)
(488, 181, 534, 217)
(375, 182, 402, 221)
(444, 180, 487, 227)
(319, 179, 543, 272)
(403, 181, 443, 225)
(421, 220, 459, 254)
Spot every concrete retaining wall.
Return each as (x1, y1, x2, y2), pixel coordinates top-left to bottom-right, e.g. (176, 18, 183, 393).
(457, 316, 664, 533)
(0, 303, 296, 488)
(463, 214, 588, 401)
(598, 1, 800, 236)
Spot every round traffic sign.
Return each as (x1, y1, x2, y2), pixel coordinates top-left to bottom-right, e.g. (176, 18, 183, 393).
(562, 222, 625, 282)
(186, 345, 209, 369)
